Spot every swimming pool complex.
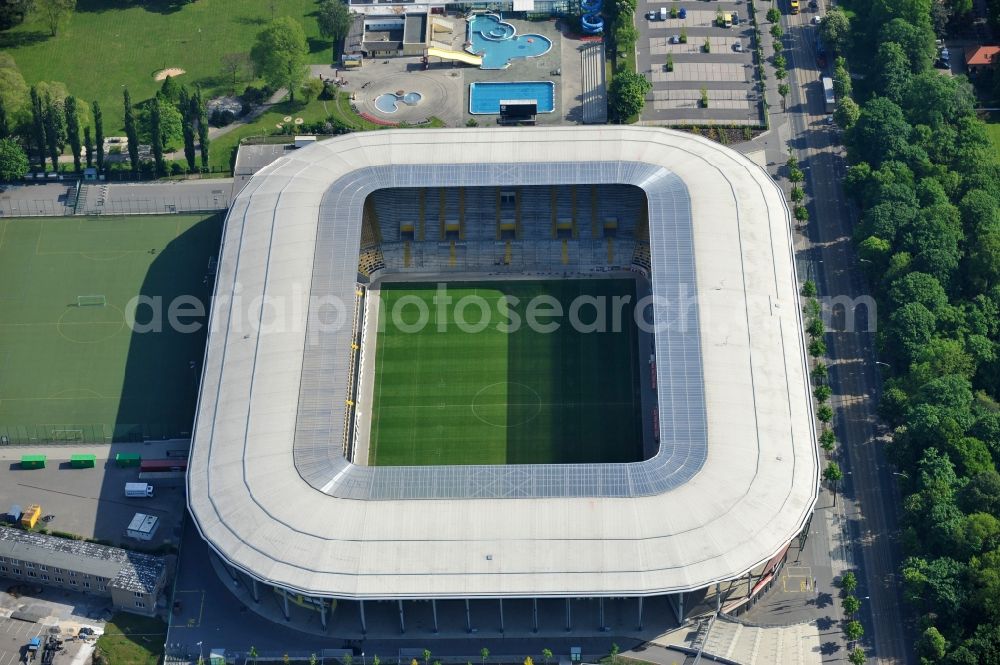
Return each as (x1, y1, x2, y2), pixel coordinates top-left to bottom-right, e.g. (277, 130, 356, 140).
(469, 81, 555, 115)
(467, 14, 552, 69)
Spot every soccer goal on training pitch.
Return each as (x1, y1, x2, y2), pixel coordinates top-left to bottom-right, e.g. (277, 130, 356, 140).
(77, 295, 107, 307)
(50, 429, 84, 442)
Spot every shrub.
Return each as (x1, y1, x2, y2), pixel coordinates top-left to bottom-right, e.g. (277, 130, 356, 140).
(790, 186, 804, 202)
(817, 404, 834, 422)
(807, 317, 825, 337)
(679, 28, 687, 43)
(814, 384, 833, 402)
(170, 162, 185, 176)
(242, 85, 271, 105)
(801, 279, 817, 297)
(809, 338, 827, 357)
(794, 205, 809, 222)
(703, 37, 711, 53)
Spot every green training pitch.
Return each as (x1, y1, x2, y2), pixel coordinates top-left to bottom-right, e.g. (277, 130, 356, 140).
(368, 279, 644, 466)
(0, 214, 222, 443)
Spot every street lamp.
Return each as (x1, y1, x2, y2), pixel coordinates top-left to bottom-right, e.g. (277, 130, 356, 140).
(363, 652, 366, 665)
(196, 641, 203, 665)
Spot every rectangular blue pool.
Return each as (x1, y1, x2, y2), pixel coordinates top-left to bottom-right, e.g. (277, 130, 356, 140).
(469, 81, 556, 115)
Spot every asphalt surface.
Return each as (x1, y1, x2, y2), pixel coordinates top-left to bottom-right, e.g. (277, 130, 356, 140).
(776, 3, 913, 663)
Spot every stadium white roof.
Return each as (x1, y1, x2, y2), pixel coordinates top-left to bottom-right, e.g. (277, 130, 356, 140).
(187, 127, 819, 600)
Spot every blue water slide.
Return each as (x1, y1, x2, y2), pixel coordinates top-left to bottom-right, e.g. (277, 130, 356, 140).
(581, 12, 604, 33)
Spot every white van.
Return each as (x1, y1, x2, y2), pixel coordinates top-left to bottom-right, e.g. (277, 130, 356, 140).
(659, 7, 668, 20)
(125, 482, 154, 498)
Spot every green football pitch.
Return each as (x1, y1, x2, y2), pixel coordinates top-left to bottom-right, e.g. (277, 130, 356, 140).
(368, 279, 644, 466)
(0, 214, 222, 443)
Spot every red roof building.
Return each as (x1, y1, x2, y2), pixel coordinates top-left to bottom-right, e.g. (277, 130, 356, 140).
(965, 45, 1000, 73)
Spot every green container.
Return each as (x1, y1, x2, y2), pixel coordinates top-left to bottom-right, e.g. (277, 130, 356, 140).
(70, 454, 96, 468)
(20, 455, 46, 469)
(115, 452, 142, 467)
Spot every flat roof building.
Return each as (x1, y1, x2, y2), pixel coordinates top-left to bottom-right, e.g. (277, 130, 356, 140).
(0, 527, 167, 616)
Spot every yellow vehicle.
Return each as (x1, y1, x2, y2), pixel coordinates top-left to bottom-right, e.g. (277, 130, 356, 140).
(790, 0, 800, 13)
(21, 505, 41, 529)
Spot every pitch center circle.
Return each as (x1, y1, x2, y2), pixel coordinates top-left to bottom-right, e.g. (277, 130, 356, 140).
(57, 304, 126, 343)
(471, 381, 542, 428)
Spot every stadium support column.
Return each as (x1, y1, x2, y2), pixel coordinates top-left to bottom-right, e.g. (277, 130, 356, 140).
(598, 598, 605, 631)
(251, 579, 260, 603)
(359, 600, 368, 635)
(320, 600, 328, 630)
(532, 599, 539, 633)
(667, 592, 684, 624)
(499, 599, 504, 634)
(565, 598, 572, 632)
(398, 599, 406, 633)
(432, 599, 439, 633)
(281, 588, 290, 621)
(637, 597, 644, 631)
(465, 599, 473, 633)
(716, 583, 721, 615)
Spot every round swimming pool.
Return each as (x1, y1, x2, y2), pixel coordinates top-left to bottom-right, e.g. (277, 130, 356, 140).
(374, 91, 423, 113)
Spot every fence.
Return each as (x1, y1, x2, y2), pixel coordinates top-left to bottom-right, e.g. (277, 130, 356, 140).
(0, 423, 193, 445)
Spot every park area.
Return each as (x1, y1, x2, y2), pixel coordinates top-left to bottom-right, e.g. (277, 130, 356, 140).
(0, 214, 222, 443)
(0, 0, 331, 133)
(368, 279, 644, 467)
(94, 613, 167, 665)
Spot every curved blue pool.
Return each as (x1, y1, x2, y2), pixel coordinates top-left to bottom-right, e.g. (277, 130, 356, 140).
(469, 81, 555, 115)
(374, 91, 423, 113)
(467, 14, 552, 69)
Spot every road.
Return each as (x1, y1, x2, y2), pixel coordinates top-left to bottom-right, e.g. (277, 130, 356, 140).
(776, 5, 913, 663)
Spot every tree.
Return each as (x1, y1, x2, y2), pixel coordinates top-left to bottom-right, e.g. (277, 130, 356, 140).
(834, 97, 860, 130)
(423, 649, 431, 665)
(812, 361, 828, 381)
(841, 572, 858, 593)
(29, 86, 46, 170)
(148, 96, 165, 176)
(64, 95, 81, 171)
(221, 52, 251, 95)
(807, 317, 824, 338)
(848, 648, 866, 665)
(42, 93, 61, 171)
(250, 17, 309, 102)
(300, 77, 324, 102)
(875, 42, 911, 103)
(83, 125, 92, 167)
(778, 83, 790, 111)
(524, 658, 533, 665)
(848, 97, 912, 168)
(0, 0, 31, 30)
(917, 627, 947, 661)
(481, 648, 490, 665)
(36, 0, 76, 36)
(809, 338, 827, 357)
(794, 205, 809, 222)
(0, 54, 29, 132)
(770, 23, 783, 42)
(820, 9, 851, 53)
(844, 620, 864, 642)
(609, 71, 651, 122)
(249, 646, 258, 665)
(615, 22, 639, 53)
(194, 89, 210, 169)
(801, 280, 817, 297)
(343, 655, 352, 665)
(817, 404, 834, 422)
(123, 88, 139, 174)
(182, 101, 197, 173)
(139, 101, 183, 151)
(0, 138, 29, 181)
(317, 0, 353, 63)
(542, 649, 553, 665)
(610, 644, 619, 665)
(833, 57, 852, 99)
(766, 7, 780, 23)
(820, 427, 836, 453)
(842, 594, 861, 615)
(879, 17, 936, 73)
(92, 100, 104, 170)
(824, 462, 843, 505)
(815, 384, 833, 402)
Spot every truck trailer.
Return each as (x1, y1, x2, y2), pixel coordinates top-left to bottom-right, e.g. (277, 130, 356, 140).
(822, 76, 836, 113)
(125, 483, 154, 498)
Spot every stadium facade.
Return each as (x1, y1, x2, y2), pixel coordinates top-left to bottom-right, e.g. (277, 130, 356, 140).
(187, 127, 819, 632)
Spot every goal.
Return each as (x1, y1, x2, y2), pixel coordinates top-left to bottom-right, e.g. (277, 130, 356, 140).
(77, 295, 107, 307)
(50, 429, 84, 442)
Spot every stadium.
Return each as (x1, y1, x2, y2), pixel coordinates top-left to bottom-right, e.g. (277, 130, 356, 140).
(186, 127, 819, 634)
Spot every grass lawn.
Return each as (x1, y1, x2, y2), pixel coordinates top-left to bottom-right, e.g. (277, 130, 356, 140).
(368, 279, 643, 466)
(208, 93, 384, 172)
(1, 0, 331, 133)
(95, 613, 167, 665)
(986, 114, 1000, 156)
(0, 214, 222, 443)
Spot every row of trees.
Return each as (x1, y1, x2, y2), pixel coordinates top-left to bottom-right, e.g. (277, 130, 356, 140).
(830, 0, 1000, 661)
(0, 51, 212, 180)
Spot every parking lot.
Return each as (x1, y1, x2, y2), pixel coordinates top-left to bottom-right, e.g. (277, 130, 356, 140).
(0, 442, 188, 551)
(0, 617, 42, 665)
(636, 0, 763, 125)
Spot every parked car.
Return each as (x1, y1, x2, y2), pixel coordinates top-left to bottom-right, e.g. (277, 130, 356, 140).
(731, 12, 740, 24)
(669, 34, 681, 43)
(646, 10, 657, 19)
(811, 15, 822, 24)
(679, 7, 687, 18)
(734, 42, 744, 52)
